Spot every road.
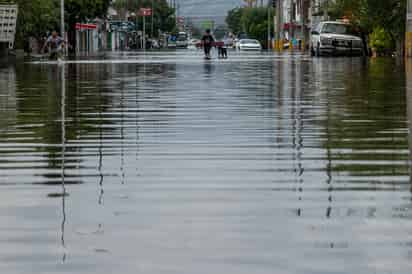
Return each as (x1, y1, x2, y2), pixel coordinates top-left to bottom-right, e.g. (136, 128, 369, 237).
(0, 51, 411, 274)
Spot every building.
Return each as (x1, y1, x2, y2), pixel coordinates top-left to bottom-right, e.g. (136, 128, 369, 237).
(277, 0, 310, 46)
(310, 0, 332, 26)
(0, 4, 18, 56)
(274, 0, 334, 48)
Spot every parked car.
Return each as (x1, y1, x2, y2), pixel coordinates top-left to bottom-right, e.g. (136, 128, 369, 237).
(238, 39, 262, 51)
(310, 21, 364, 57)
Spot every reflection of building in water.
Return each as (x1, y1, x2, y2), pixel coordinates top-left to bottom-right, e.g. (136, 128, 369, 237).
(0, 66, 16, 133)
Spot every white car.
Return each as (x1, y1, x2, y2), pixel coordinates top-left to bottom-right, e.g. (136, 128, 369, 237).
(311, 21, 364, 56)
(238, 39, 262, 51)
(189, 39, 201, 48)
(176, 39, 188, 48)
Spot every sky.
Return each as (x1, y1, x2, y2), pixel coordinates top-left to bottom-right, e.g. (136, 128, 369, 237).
(178, 0, 244, 23)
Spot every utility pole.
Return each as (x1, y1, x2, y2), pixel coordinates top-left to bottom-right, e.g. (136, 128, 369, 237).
(151, 0, 155, 37)
(289, 0, 293, 44)
(302, 0, 310, 50)
(275, 0, 282, 50)
(267, 1, 271, 50)
(407, 0, 412, 57)
(323, 0, 328, 21)
(143, 15, 146, 51)
(61, 0, 64, 39)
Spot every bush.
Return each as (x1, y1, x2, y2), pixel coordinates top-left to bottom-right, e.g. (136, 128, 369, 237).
(369, 27, 394, 55)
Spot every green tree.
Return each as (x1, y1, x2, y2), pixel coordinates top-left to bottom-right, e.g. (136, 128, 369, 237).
(65, 0, 111, 51)
(10, 0, 111, 49)
(328, 0, 406, 54)
(112, 0, 176, 36)
(13, 0, 59, 49)
(241, 7, 272, 45)
(226, 6, 273, 48)
(226, 7, 243, 34)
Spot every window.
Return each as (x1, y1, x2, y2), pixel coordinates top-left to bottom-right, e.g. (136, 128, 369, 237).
(322, 23, 353, 35)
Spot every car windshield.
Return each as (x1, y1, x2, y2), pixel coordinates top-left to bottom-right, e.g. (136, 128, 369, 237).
(322, 23, 353, 35)
(241, 39, 258, 44)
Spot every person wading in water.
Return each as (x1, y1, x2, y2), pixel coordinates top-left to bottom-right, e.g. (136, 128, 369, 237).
(42, 31, 65, 60)
(201, 29, 215, 59)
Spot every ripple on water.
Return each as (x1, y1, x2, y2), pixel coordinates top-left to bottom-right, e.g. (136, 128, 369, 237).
(0, 52, 411, 274)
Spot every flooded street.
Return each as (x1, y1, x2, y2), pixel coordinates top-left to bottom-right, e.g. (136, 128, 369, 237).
(1, 51, 412, 274)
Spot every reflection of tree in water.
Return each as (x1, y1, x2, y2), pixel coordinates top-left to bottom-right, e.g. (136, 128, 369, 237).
(314, 59, 409, 183)
(325, 88, 333, 219)
(60, 65, 67, 263)
(290, 60, 305, 217)
(8, 64, 117, 185)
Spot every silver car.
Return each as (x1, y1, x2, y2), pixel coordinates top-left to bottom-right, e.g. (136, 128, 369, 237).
(311, 21, 364, 56)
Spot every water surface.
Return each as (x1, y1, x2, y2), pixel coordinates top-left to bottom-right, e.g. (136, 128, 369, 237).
(0, 51, 412, 274)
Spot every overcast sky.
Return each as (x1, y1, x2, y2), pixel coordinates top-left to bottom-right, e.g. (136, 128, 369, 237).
(178, 0, 244, 18)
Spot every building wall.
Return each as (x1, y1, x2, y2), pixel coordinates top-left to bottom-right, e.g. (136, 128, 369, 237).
(0, 4, 18, 49)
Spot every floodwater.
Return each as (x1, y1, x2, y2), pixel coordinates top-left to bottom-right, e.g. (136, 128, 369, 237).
(1, 51, 412, 274)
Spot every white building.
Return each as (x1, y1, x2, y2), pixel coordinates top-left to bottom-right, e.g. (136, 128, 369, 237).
(276, 0, 334, 43)
(279, 0, 309, 42)
(309, 0, 334, 27)
(0, 4, 18, 49)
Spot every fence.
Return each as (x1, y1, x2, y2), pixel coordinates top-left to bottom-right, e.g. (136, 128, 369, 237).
(0, 4, 18, 49)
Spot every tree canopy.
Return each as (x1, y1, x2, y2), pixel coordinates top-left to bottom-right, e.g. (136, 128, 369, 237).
(226, 7, 273, 47)
(9, 0, 175, 49)
(109, 0, 176, 36)
(11, 0, 111, 48)
(328, 0, 406, 52)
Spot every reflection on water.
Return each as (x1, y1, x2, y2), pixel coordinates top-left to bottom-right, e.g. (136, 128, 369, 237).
(0, 52, 412, 274)
(0, 65, 16, 133)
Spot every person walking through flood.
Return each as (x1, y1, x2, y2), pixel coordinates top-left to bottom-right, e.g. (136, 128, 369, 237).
(42, 31, 65, 60)
(217, 40, 225, 59)
(201, 29, 215, 59)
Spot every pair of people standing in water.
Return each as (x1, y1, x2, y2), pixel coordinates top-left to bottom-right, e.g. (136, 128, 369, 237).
(201, 29, 229, 59)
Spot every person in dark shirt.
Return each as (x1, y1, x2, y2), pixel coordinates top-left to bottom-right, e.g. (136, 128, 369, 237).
(201, 29, 215, 59)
